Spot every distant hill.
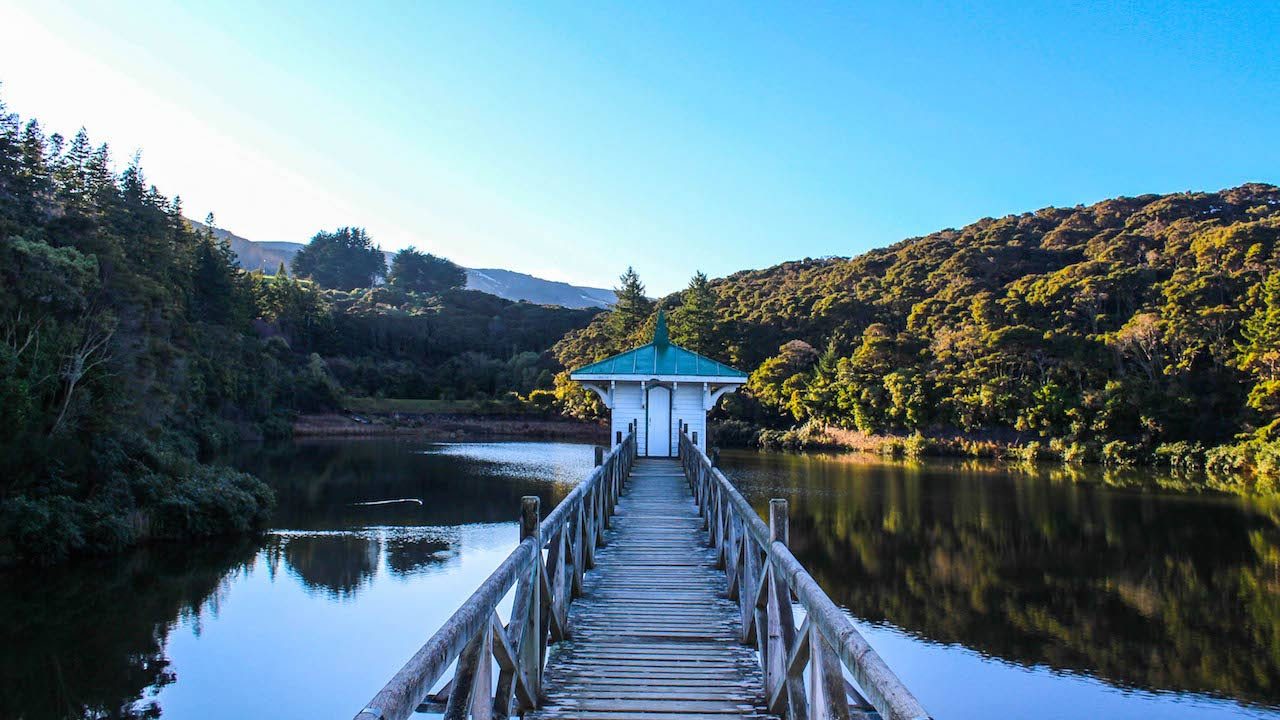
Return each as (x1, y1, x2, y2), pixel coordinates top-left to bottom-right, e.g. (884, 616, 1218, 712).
(188, 220, 616, 309)
(466, 267, 618, 309)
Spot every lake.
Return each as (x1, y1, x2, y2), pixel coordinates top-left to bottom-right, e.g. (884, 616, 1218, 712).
(1, 439, 1277, 719)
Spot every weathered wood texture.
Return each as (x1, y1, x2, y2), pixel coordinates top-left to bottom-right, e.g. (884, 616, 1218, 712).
(679, 432, 931, 720)
(529, 458, 772, 720)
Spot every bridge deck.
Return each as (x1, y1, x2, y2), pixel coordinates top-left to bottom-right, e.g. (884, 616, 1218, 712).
(530, 458, 774, 720)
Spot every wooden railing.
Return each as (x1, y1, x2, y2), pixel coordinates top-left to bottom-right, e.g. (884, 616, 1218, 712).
(679, 431, 932, 720)
(354, 430, 637, 720)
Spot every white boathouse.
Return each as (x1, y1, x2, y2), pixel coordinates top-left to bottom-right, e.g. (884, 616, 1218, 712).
(569, 312, 747, 457)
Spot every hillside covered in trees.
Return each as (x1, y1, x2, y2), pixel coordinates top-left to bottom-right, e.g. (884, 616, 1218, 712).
(556, 184, 1280, 490)
(0, 98, 597, 564)
(5, 83, 1278, 566)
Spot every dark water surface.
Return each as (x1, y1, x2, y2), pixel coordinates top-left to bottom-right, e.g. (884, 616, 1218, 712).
(719, 450, 1280, 719)
(1, 440, 1278, 719)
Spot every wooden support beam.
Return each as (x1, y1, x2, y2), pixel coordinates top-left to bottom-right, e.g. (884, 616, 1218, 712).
(520, 496, 543, 704)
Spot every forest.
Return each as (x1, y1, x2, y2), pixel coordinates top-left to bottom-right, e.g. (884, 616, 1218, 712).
(0, 99, 597, 564)
(5, 90, 1280, 565)
(555, 184, 1280, 492)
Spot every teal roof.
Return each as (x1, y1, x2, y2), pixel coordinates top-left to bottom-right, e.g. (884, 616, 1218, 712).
(570, 311, 747, 379)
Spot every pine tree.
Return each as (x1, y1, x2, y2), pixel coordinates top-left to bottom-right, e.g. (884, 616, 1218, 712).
(192, 212, 243, 323)
(670, 271, 719, 355)
(15, 119, 52, 222)
(54, 128, 92, 209)
(607, 266, 652, 343)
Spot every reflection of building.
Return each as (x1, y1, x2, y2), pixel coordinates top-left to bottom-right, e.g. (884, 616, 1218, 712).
(283, 534, 380, 598)
(570, 312, 746, 456)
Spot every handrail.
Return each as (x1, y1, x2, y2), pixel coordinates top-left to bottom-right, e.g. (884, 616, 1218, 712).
(355, 430, 637, 720)
(679, 431, 932, 720)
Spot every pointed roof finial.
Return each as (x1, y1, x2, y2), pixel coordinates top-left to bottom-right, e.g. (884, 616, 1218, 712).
(653, 310, 669, 348)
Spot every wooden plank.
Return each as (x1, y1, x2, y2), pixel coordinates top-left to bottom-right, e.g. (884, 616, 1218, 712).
(533, 458, 774, 720)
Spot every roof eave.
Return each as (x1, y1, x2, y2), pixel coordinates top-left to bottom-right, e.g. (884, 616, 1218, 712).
(569, 372, 747, 384)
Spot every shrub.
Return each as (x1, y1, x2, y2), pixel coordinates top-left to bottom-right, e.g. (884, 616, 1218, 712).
(1205, 443, 1249, 475)
(958, 439, 1000, 458)
(1153, 441, 1204, 470)
(877, 438, 905, 458)
(0, 495, 87, 565)
(1013, 441, 1043, 464)
(712, 419, 760, 448)
(150, 466, 275, 539)
(903, 432, 928, 459)
(1102, 440, 1141, 466)
(527, 389, 557, 413)
(757, 429, 786, 451)
(1061, 441, 1094, 464)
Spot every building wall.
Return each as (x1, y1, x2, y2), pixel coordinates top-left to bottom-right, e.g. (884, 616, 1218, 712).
(672, 383, 706, 454)
(610, 383, 645, 452)
(608, 381, 710, 456)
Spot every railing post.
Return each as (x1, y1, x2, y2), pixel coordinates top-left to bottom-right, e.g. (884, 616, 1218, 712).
(769, 499, 788, 548)
(520, 496, 542, 702)
(594, 445, 604, 467)
(809, 620, 853, 720)
(767, 499, 807, 719)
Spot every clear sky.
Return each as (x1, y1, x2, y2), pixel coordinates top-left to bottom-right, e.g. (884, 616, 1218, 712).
(2, 1, 1277, 295)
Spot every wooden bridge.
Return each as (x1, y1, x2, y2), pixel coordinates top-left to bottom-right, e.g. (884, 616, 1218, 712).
(354, 431, 930, 720)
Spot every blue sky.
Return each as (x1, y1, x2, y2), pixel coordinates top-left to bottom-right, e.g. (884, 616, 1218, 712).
(2, 1, 1277, 295)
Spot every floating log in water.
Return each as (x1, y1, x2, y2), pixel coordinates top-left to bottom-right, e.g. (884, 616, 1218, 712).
(350, 498, 424, 507)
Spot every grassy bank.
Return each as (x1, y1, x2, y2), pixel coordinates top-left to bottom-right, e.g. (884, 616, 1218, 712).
(296, 406, 607, 442)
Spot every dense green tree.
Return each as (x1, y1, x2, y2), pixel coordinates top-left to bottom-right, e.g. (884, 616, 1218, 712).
(191, 214, 247, 324)
(291, 226, 385, 290)
(1237, 271, 1280, 427)
(607, 266, 652, 343)
(388, 246, 466, 294)
(670, 271, 720, 355)
(747, 340, 819, 420)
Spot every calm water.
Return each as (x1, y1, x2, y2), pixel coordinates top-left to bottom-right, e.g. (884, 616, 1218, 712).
(719, 450, 1280, 719)
(1, 440, 1278, 719)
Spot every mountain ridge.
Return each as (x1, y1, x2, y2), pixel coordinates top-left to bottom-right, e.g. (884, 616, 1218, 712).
(188, 219, 616, 309)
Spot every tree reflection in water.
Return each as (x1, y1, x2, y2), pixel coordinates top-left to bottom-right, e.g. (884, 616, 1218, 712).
(282, 534, 382, 599)
(276, 529, 458, 598)
(0, 539, 258, 720)
(0, 439, 594, 720)
(721, 450, 1280, 707)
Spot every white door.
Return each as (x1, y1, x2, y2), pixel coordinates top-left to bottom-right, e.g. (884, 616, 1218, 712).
(646, 386, 672, 457)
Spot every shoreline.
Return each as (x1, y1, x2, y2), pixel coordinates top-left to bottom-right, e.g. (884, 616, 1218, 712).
(293, 412, 608, 443)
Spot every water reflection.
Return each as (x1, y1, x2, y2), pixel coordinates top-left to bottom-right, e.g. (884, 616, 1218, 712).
(240, 439, 585, 530)
(720, 451, 1280, 709)
(281, 533, 382, 599)
(0, 539, 258, 720)
(6, 440, 1276, 719)
(0, 440, 596, 720)
(385, 532, 454, 575)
